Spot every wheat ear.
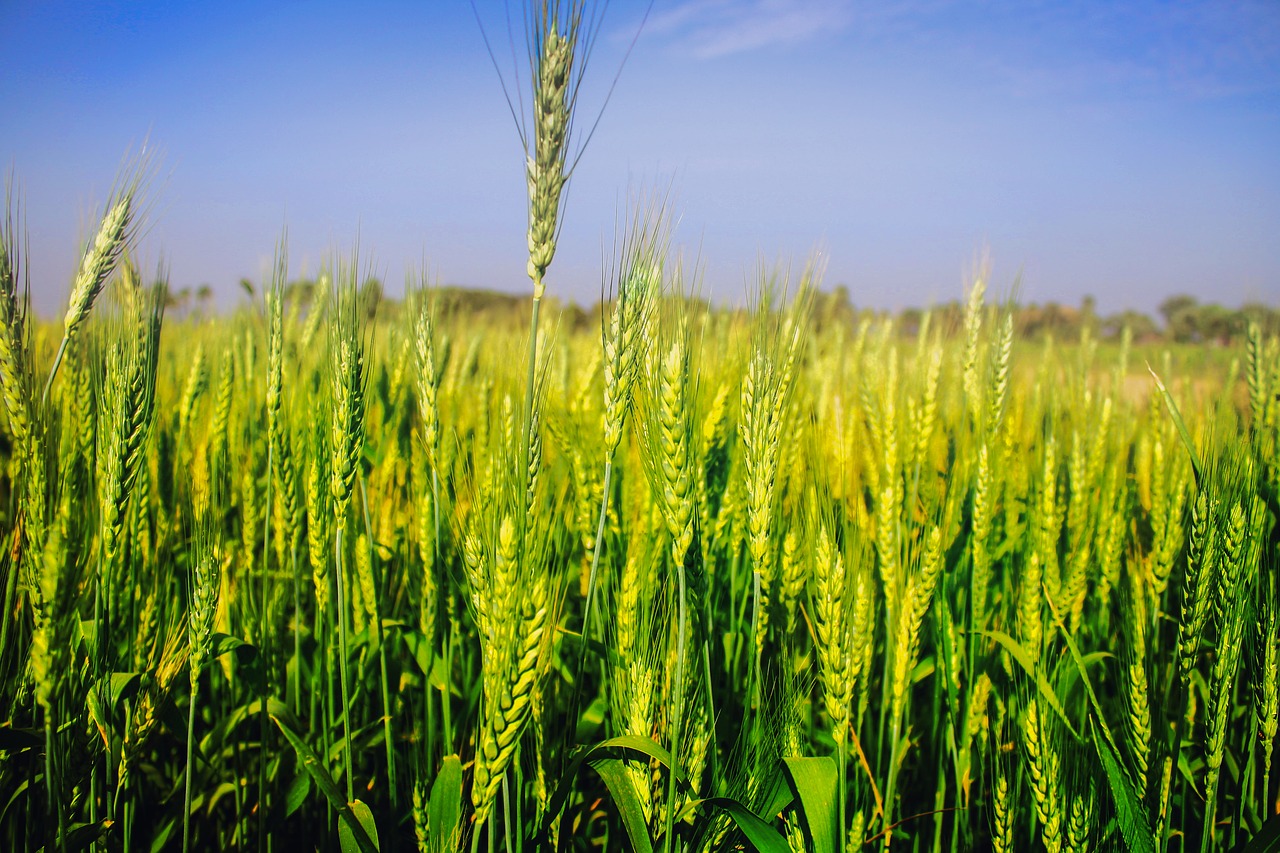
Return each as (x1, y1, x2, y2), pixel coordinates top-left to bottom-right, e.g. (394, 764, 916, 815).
(45, 160, 150, 405)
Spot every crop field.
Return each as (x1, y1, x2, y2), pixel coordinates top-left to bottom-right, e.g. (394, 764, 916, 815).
(2, 4, 1278, 853)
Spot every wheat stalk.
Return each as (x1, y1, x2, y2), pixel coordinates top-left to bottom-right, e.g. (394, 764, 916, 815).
(890, 526, 943, 715)
(1127, 618, 1152, 796)
(1178, 491, 1216, 690)
(183, 511, 219, 853)
(327, 264, 368, 805)
(44, 159, 151, 406)
(1023, 698, 1062, 853)
(961, 275, 986, 418)
(1256, 597, 1279, 815)
(1204, 500, 1249, 844)
(470, 515, 551, 831)
(0, 195, 33, 460)
(1063, 782, 1094, 853)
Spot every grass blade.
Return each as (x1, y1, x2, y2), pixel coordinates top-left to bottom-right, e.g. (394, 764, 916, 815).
(339, 800, 380, 853)
(1092, 722, 1157, 853)
(590, 757, 654, 853)
(693, 797, 792, 853)
(1049, 599, 1158, 853)
(976, 629, 1080, 739)
(1148, 362, 1204, 488)
(270, 711, 378, 853)
(782, 757, 838, 853)
(428, 755, 463, 853)
(1231, 813, 1280, 853)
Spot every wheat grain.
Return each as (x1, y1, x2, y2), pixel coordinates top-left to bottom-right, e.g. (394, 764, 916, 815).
(1023, 698, 1062, 853)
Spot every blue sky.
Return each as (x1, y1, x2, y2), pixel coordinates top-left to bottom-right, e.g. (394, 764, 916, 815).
(2, 0, 1278, 316)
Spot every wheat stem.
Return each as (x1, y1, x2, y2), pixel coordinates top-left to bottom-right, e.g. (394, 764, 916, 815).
(334, 525, 356, 804)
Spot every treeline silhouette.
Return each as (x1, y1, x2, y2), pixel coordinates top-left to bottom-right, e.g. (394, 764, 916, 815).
(165, 277, 1277, 344)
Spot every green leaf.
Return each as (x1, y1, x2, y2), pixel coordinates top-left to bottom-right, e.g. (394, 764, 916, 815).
(541, 734, 690, 843)
(76, 618, 97, 651)
(936, 596, 962, 728)
(270, 712, 343, 805)
(428, 755, 463, 853)
(974, 630, 1079, 739)
(60, 819, 114, 852)
(339, 799, 380, 853)
(86, 671, 143, 749)
(577, 693, 609, 741)
(107, 671, 143, 706)
(285, 768, 311, 818)
(148, 815, 178, 853)
(1231, 812, 1280, 853)
(0, 778, 31, 829)
(400, 628, 435, 680)
(781, 757, 838, 853)
(270, 713, 378, 853)
(1049, 601, 1157, 853)
(757, 772, 797, 825)
(1147, 363, 1203, 489)
(590, 758, 654, 853)
(394, 630, 456, 694)
(693, 797, 791, 853)
(597, 733, 686, 784)
(205, 781, 239, 814)
(197, 698, 272, 770)
(211, 632, 259, 663)
(211, 632, 265, 690)
(209, 630, 264, 666)
(1092, 723, 1156, 853)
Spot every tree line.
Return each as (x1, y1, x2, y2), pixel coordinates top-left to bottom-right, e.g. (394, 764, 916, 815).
(162, 277, 1276, 345)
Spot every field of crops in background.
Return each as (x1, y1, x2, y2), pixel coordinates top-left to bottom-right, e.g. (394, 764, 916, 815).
(2, 198, 1277, 852)
(2, 2, 1279, 849)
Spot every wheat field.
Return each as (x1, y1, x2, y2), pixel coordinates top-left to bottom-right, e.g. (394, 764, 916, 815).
(2, 3, 1278, 852)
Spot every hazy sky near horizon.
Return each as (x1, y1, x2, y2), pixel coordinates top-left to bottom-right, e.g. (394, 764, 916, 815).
(2, 0, 1278, 316)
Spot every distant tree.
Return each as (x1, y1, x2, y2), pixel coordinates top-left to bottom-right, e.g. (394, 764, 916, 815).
(1195, 303, 1235, 344)
(1100, 309, 1159, 342)
(1020, 301, 1081, 340)
(1159, 294, 1199, 341)
(1241, 301, 1280, 337)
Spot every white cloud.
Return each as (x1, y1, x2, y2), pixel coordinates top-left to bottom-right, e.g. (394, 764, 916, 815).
(647, 0, 857, 58)
(640, 0, 1279, 98)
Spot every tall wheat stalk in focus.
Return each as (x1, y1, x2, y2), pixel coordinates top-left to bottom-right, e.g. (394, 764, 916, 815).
(328, 262, 368, 806)
(468, 5, 612, 845)
(42, 156, 151, 408)
(473, 0, 619, 548)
